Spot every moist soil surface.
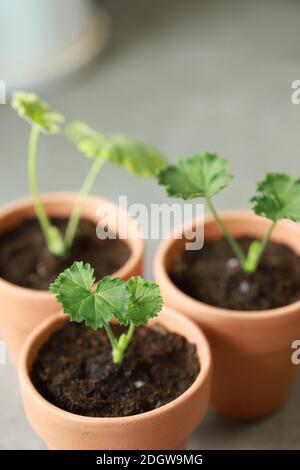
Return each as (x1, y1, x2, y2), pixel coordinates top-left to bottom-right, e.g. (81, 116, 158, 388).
(0, 218, 130, 290)
(31, 322, 200, 418)
(169, 237, 300, 311)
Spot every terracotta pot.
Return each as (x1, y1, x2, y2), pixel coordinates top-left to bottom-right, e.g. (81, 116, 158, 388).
(0, 193, 144, 363)
(154, 210, 300, 420)
(19, 307, 211, 450)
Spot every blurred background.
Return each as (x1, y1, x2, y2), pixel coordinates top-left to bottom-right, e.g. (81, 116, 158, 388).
(0, 0, 300, 449)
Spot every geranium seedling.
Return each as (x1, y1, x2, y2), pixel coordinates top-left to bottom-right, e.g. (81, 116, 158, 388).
(64, 121, 167, 251)
(12, 92, 167, 258)
(250, 172, 300, 271)
(157, 153, 300, 273)
(50, 262, 163, 364)
(12, 92, 65, 256)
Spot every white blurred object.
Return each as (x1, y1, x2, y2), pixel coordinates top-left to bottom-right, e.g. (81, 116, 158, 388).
(0, 0, 110, 88)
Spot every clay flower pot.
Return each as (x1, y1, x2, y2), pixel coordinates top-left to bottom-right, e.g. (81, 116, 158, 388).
(154, 211, 300, 420)
(19, 307, 211, 450)
(0, 193, 144, 363)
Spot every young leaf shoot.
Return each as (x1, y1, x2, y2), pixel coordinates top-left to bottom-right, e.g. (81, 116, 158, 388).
(50, 262, 163, 364)
(157, 154, 300, 273)
(12, 93, 167, 258)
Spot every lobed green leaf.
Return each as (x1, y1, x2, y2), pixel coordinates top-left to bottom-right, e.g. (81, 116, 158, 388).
(157, 153, 232, 199)
(11, 92, 64, 134)
(66, 120, 167, 177)
(108, 135, 167, 177)
(65, 121, 108, 159)
(95, 275, 130, 327)
(127, 276, 163, 326)
(251, 172, 300, 222)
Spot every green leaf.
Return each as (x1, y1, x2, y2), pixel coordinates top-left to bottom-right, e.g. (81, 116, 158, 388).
(108, 135, 167, 177)
(157, 153, 232, 199)
(65, 121, 108, 159)
(95, 275, 130, 327)
(126, 276, 163, 326)
(11, 92, 64, 134)
(66, 120, 167, 177)
(251, 173, 300, 222)
(49, 262, 130, 330)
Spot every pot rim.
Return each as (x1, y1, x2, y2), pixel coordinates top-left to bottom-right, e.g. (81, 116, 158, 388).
(0, 192, 144, 298)
(154, 209, 300, 321)
(19, 307, 211, 425)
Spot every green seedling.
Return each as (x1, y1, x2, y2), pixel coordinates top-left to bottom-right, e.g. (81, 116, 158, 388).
(50, 262, 163, 364)
(157, 153, 300, 273)
(12, 92, 167, 257)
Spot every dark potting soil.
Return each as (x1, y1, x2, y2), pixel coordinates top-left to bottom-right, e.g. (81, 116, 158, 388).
(31, 322, 200, 417)
(169, 237, 300, 311)
(0, 218, 130, 290)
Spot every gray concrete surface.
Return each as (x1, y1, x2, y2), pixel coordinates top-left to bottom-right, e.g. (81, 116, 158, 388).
(0, 0, 299, 449)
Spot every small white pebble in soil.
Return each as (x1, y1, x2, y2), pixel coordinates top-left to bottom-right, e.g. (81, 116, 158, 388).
(227, 257, 239, 269)
(134, 380, 145, 389)
(239, 281, 250, 294)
